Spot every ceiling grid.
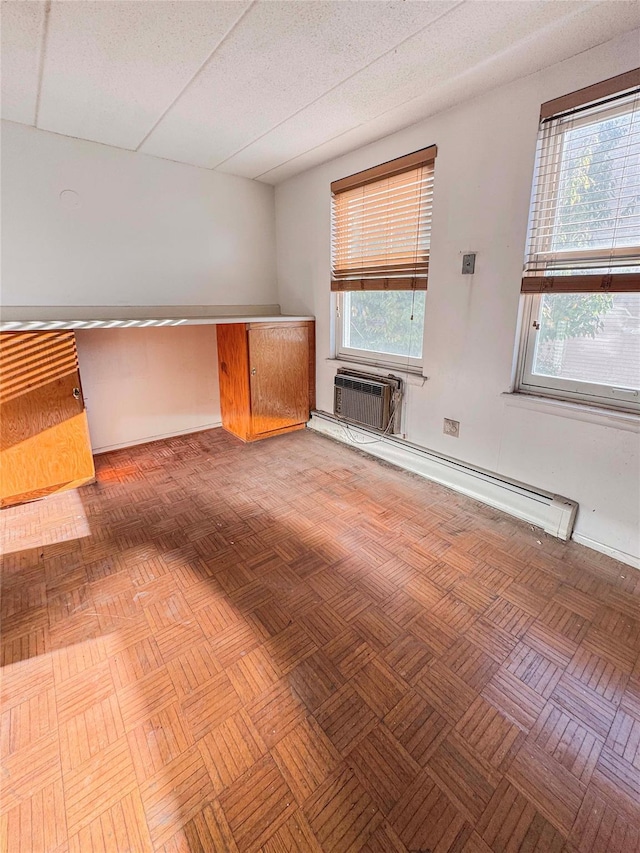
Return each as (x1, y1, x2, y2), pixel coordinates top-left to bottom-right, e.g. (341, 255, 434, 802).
(1, 0, 639, 184)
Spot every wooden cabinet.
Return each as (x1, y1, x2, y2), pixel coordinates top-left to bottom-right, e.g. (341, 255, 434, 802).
(0, 331, 95, 507)
(217, 321, 315, 442)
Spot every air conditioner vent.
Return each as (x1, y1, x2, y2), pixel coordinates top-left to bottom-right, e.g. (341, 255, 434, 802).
(334, 376, 384, 397)
(334, 370, 400, 432)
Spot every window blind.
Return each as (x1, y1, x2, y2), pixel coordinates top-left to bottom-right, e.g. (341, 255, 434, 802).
(331, 146, 436, 291)
(522, 69, 640, 294)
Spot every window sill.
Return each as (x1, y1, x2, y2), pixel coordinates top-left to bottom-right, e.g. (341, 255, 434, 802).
(502, 391, 640, 433)
(326, 356, 427, 385)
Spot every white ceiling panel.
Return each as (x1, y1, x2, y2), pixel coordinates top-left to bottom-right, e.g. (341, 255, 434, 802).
(0, 0, 46, 124)
(1, 0, 638, 184)
(139, 0, 456, 168)
(261, 6, 640, 185)
(219, 0, 590, 179)
(37, 0, 251, 150)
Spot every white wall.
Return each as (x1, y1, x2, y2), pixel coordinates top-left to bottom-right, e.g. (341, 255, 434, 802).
(75, 326, 220, 453)
(1, 120, 277, 308)
(275, 30, 640, 565)
(0, 121, 274, 451)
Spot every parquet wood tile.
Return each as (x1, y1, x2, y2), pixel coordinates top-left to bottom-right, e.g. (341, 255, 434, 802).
(246, 678, 306, 748)
(416, 659, 477, 724)
(503, 642, 563, 699)
(426, 731, 502, 824)
(303, 766, 383, 853)
(59, 693, 125, 773)
(63, 735, 138, 837)
(323, 627, 377, 679)
(139, 745, 214, 850)
(165, 641, 223, 699)
(383, 690, 450, 767)
(287, 651, 345, 714)
(219, 754, 297, 852)
(477, 778, 566, 853)
(358, 821, 408, 853)
(314, 684, 378, 754)
(346, 724, 421, 815)
(228, 645, 283, 703)
(441, 638, 500, 692)
(271, 715, 342, 804)
(380, 633, 433, 684)
(455, 696, 525, 772)
(2, 427, 639, 851)
(527, 701, 603, 785)
(199, 710, 267, 795)
(388, 770, 472, 852)
(117, 666, 176, 733)
(550, 673, 618, 740)
(1, 685, 57, 757)
(506, 740, 586, 836)
(481, 670, 547, 731)
(590, 745, 640, 817)
(180, 671, 242, 741)
(127, 703, 194, 784)
(67, 790, 153, 853)
(569, 786, 640, 853)
(157, 801, 238, 853)
(408, 611, 459, 657)
(2, 779, 68, 853)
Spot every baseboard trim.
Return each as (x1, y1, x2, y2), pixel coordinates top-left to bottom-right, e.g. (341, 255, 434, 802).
(571, 534, 639, 571)
(92, 422, 222, 454)
(307, 411, 577, 541)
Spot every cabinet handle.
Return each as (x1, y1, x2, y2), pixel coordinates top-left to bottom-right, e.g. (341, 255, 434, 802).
(251, 368, 256, 375)
(72, 387, 81, 400)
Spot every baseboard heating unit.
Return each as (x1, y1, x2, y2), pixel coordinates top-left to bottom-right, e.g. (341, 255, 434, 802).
(307, 411, 577, 540)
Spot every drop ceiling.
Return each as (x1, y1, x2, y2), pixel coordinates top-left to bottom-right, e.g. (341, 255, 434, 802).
(2, 1, 639, 184)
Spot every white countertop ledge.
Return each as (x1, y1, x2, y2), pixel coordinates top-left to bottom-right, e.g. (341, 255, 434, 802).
(0, 305, 314, 331)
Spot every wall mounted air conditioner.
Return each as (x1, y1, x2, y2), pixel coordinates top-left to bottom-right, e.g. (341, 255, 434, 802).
(333, 369, 402, 432)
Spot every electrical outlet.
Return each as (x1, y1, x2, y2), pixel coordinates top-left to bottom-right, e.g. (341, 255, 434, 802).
(443, 418, 460, 437)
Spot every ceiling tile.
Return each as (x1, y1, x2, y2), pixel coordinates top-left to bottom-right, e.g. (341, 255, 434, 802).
(1, 0, 46, 124)
(140, 0, 455, 168)
(219, 0, 593, 180)
(36, 0, 251, 150)
(256, 1, 640, 184)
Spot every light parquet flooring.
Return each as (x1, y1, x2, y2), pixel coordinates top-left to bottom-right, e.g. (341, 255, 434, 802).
(1, 427, 639, 852)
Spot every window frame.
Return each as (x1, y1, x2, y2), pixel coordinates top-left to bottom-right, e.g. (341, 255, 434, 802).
(331, 146, 436, 372)
(335, 290, 425, 373)
(516, 292, 640, 414)
(523, 99, 640, 286)
(516, 69, 640, 414)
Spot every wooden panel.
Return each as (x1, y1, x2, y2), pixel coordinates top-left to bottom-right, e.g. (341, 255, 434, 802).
(248, 324, 309, 436)
(216, 323, 251, 441)
(0, 331, 94, 507)
(307, 321, 316, 412)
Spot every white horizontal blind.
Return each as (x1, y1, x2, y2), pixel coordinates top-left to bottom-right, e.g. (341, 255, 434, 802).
(523, 86, 640, 293)
(331, 160, 434, 291)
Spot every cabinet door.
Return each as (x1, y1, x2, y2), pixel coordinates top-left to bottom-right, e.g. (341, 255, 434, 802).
(248, 325, 309, 436)
(0, 331, 95, 507)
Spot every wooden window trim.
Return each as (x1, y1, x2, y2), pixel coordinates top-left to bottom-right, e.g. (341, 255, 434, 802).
(330, 145, 437, 194)
(331, 277, 427, 292)
(540, 67, 640, 120)
(521, 273, 640, 294)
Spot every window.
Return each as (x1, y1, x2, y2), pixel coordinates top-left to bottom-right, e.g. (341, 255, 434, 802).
(517, 69, 640, 412)
(331, 146, 436, 370)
